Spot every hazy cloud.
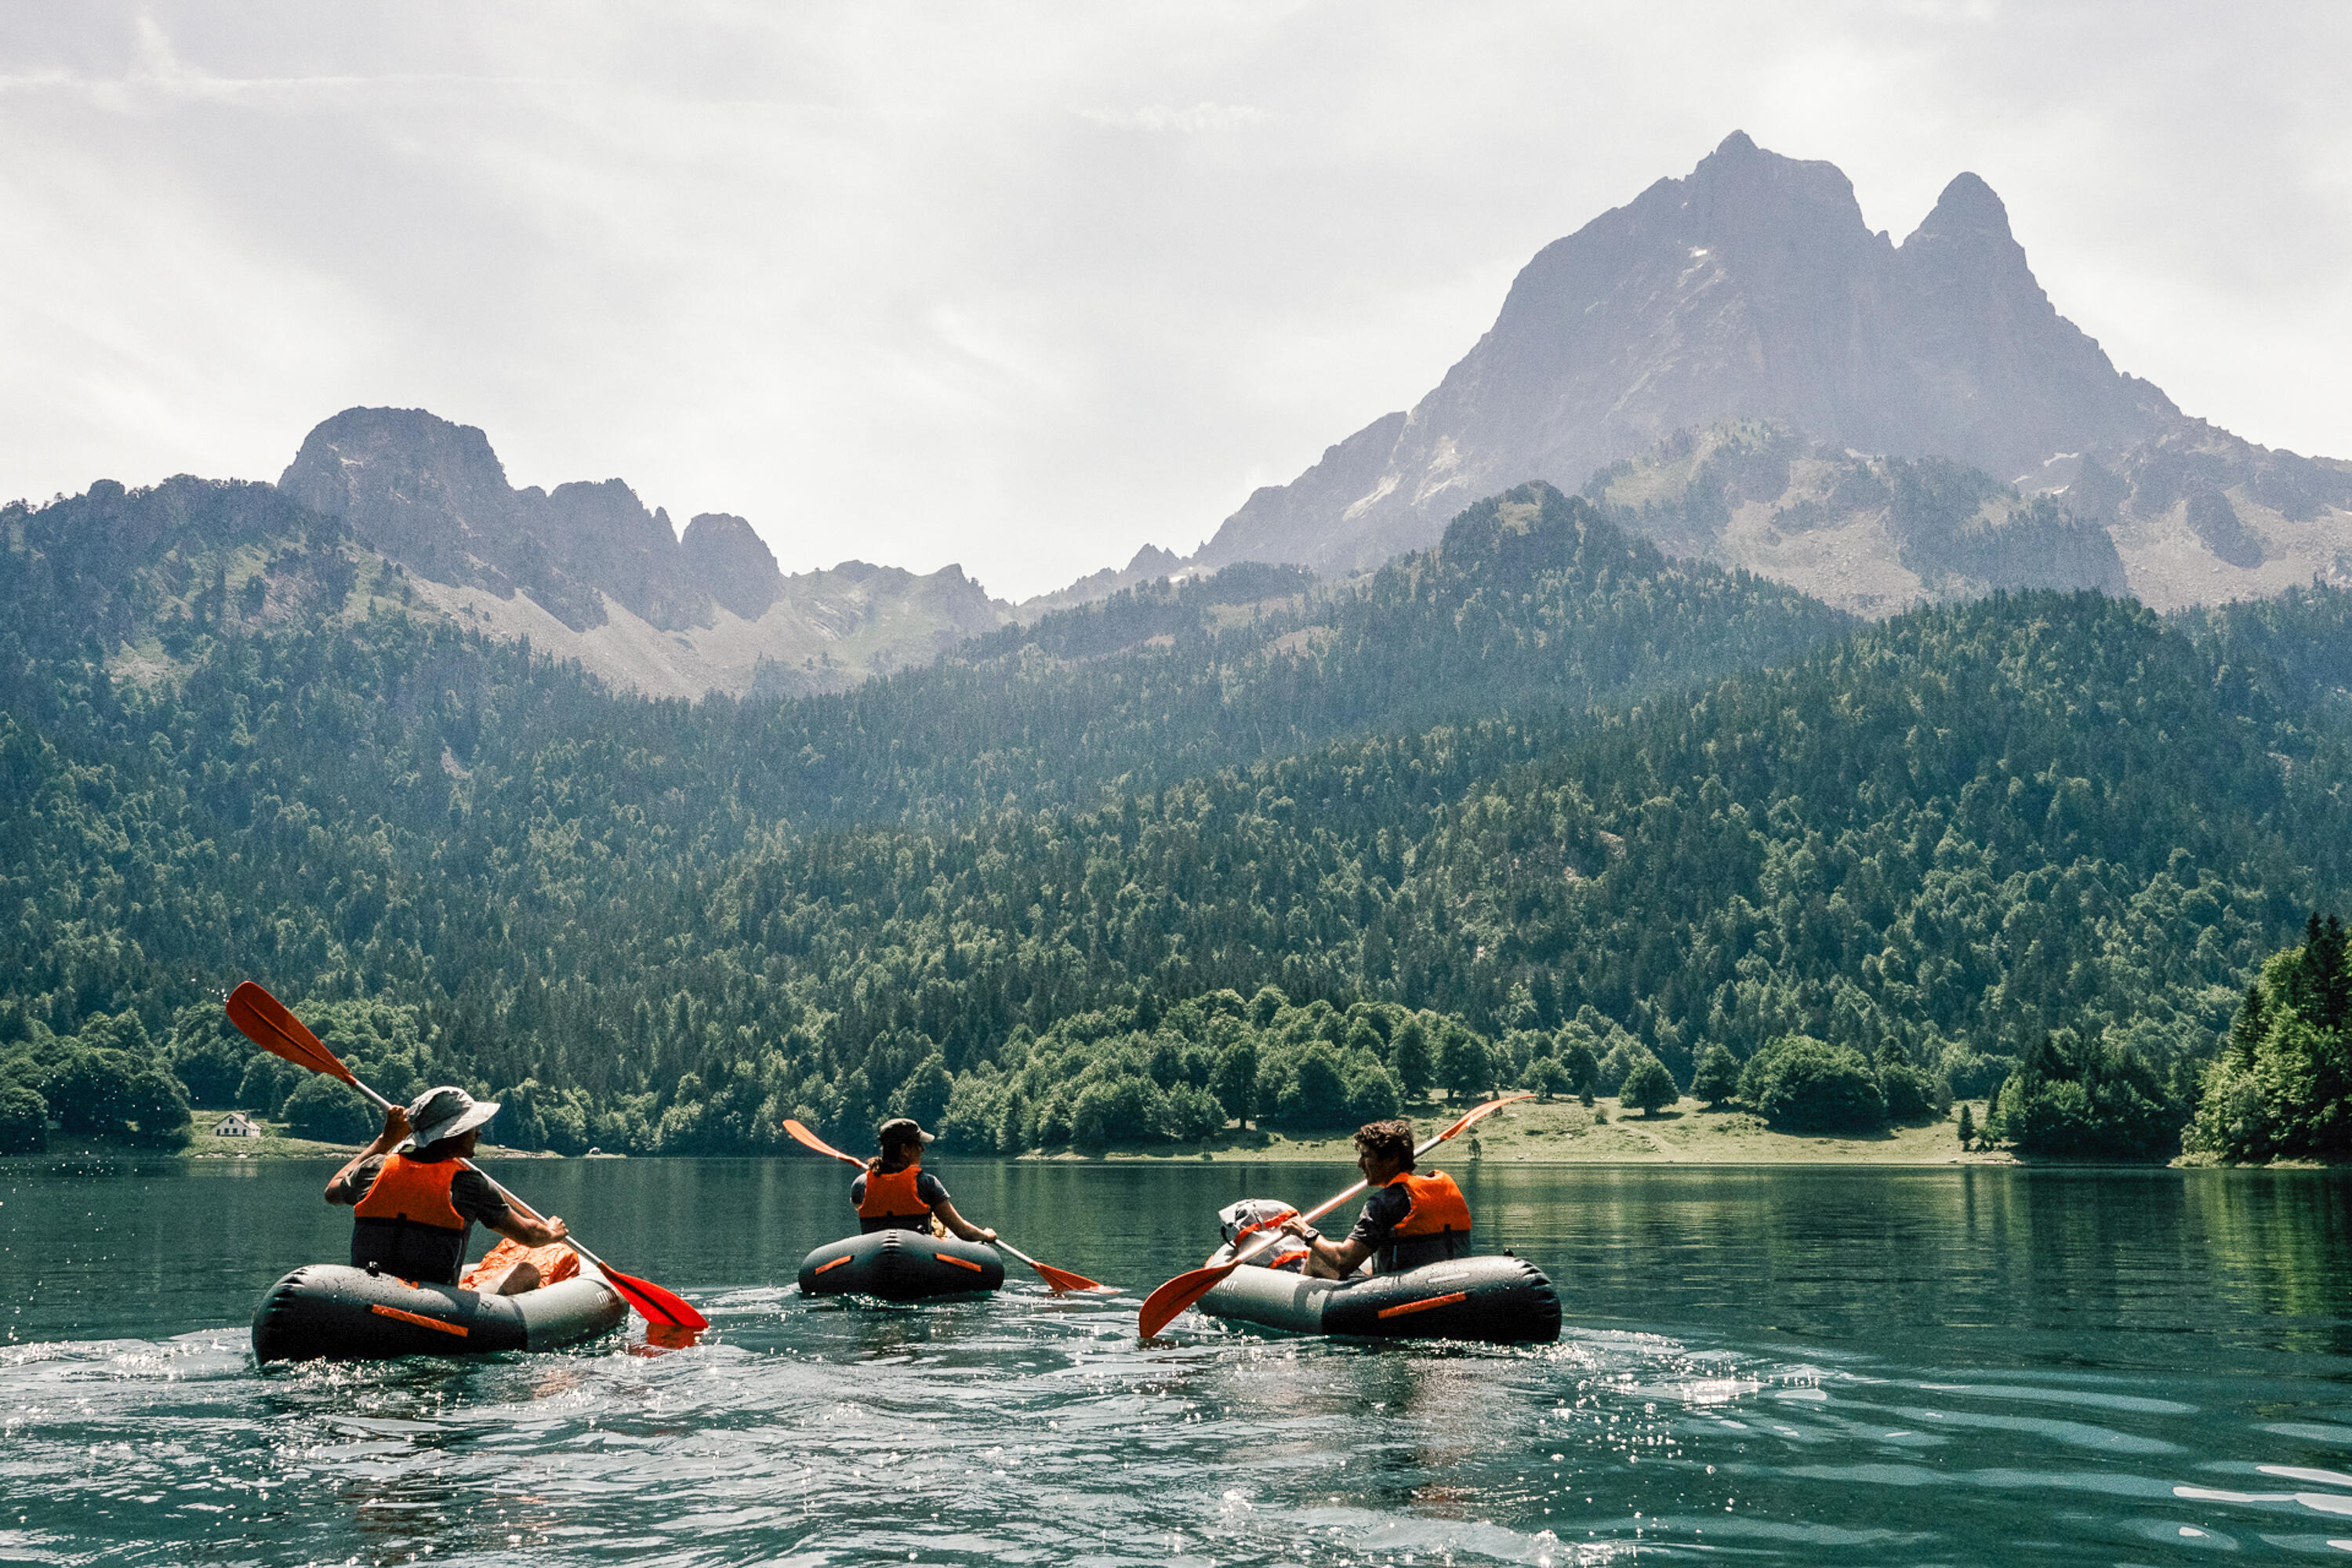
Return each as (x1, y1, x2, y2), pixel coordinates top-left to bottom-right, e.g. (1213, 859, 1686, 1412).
(2, 2, 2346, 598)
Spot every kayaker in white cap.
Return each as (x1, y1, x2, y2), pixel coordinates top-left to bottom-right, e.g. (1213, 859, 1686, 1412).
(324, 1086, 568, 1291)
(851, 1116, 998, 1242)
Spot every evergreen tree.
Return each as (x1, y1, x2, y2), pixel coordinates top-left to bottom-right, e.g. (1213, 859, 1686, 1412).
(1436, 1027, 1494, 1102)
(1622, 1055, 1679, 1117)
(1689, 1044, 1741, 1107)
(1389, 1018, 1434, 1101)
(1214, 1036, 1260, 1128)
(1559, 1040, 1601, 1100)
(2231, 982, 2267, 1068)
(2311, 913, 2352, 1033)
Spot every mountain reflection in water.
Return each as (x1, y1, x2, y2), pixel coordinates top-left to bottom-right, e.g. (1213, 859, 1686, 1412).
(3, 1160, 2350, 1565)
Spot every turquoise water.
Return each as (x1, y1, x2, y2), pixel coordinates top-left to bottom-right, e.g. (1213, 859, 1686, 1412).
(3, 1158, 2351, 1565)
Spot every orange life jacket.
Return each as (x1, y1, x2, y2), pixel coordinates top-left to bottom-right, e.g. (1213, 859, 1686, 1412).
(350, 1152, 471, 1284)
(856, 1164, 935, 1232)
(354, 1153, 466, 1229)
(1374, 1170, 1472, 1272)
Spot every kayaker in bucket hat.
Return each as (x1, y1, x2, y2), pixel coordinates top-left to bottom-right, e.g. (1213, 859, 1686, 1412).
(325, 1086, 569, 1292)
(401, 1085, 502, 1150)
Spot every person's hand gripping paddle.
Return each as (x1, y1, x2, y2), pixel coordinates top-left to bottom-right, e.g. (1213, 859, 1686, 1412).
(1136, 1092, 1531, 1340)
(226, 981, 709, 1333)
(780, 1118, 1106, 1294)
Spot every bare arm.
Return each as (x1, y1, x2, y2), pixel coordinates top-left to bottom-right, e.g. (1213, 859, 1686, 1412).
(931, 1199, 996, 1244)
(485, 1210, 569, 1247)
(463, 1168, 568, 1247)
(324, 1106, 409, 1203)
(1282, 1218, 1369, 1279)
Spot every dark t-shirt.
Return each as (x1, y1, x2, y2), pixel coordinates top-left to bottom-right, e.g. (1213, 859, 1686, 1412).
(1345, 1182, 1411, 1252)
(849, 1169, 949, 1210)
(328, 1156, 513, 1227)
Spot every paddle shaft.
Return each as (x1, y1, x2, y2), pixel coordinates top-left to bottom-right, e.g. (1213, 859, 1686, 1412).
(995, 1240, 1051, 1272)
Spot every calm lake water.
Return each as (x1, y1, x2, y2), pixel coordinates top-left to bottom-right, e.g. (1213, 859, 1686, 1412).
(4, 1157, 2351, 1566)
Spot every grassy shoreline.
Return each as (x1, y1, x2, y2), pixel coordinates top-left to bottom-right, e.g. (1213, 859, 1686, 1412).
(24, 1097, 2328, 1167)
(1020, 1097, 2012, 1165)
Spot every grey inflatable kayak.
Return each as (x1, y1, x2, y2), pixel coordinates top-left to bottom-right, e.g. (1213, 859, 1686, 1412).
(798, 1229, 1006, 1300)
(252, 1263, 628, 1363)
(1196, 1247, 1560, 1344)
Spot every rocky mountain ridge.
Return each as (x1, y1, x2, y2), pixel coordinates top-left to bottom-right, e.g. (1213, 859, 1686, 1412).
(271, 405, 1018, 697)
(13, 407, 1020, 700)
(1160, 131, 2352, 612)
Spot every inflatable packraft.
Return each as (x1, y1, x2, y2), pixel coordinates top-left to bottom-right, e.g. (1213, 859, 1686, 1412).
(251, 1263, 627, 1363)
(798, 1229, 1005, 1300)
(1192, 1197, 1560, 1345)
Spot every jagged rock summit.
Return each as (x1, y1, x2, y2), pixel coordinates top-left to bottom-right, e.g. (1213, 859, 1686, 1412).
(276, 406, 1009, 698)
(1192, 132, 2350, 607)
(280, 406, 765, 633)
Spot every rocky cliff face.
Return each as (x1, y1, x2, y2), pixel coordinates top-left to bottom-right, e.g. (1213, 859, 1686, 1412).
(1195, 132, 2244, 588)
(680, 513, 786, 622)
(254, 406, 1011, 696)
(280, 407, 715, 632)
(1581, 415, 2352, 615)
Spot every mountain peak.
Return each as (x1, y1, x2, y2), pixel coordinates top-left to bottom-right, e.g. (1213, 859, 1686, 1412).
(1195, 136, 2187, 580)
(1912, 171, 2012, 243)
(1681, 127, 1862, 225)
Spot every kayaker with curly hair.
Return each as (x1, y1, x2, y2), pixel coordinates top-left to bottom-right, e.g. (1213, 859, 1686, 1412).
(1279, 1117, 1472, 1279)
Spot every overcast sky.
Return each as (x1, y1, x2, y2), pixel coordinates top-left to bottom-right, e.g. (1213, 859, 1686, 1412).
(3, 3, 2347, 599)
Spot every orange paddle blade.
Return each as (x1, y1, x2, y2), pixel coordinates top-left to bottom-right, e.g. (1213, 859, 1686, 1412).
(1026, 1259, 1104, 1294)
(1138, 1261, 1242, 1339)
(1138, 1202, 1298, 1334)
(227, 981, 356, 1083)
(598, 1263, 709, 1331)
(782, 1118, 866, 1167)
(628, 1319, 704, 1356)
(997, 1242, 1104, 1294)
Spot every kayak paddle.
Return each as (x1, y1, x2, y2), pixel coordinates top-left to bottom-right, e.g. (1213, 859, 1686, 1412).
(226, 981, 709, 1332)
(1136, 1091, 1532, 1339)
(780, 1117, 1105, 1293)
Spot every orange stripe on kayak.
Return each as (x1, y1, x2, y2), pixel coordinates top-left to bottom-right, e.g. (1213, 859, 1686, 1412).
(933, 1252, 986, 1272)
(1376, 1290, 1468, 1320)
(369, 1302, 470, 1337)
(813, 1255, 854, 1275)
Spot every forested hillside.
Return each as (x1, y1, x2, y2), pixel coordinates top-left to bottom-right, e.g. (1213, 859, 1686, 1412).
(1, 483, 1846, 1146)
(4, 475, 2348, 1160)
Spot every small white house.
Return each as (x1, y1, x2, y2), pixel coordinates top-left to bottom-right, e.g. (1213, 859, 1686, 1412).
(212, 1112, 262, 1139)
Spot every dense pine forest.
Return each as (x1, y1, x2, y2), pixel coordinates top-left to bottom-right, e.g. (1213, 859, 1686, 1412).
(5, 476, 2350, 1161)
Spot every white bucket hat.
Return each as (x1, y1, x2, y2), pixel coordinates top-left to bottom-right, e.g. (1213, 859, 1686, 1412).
(401, 1085, 500, 1151)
